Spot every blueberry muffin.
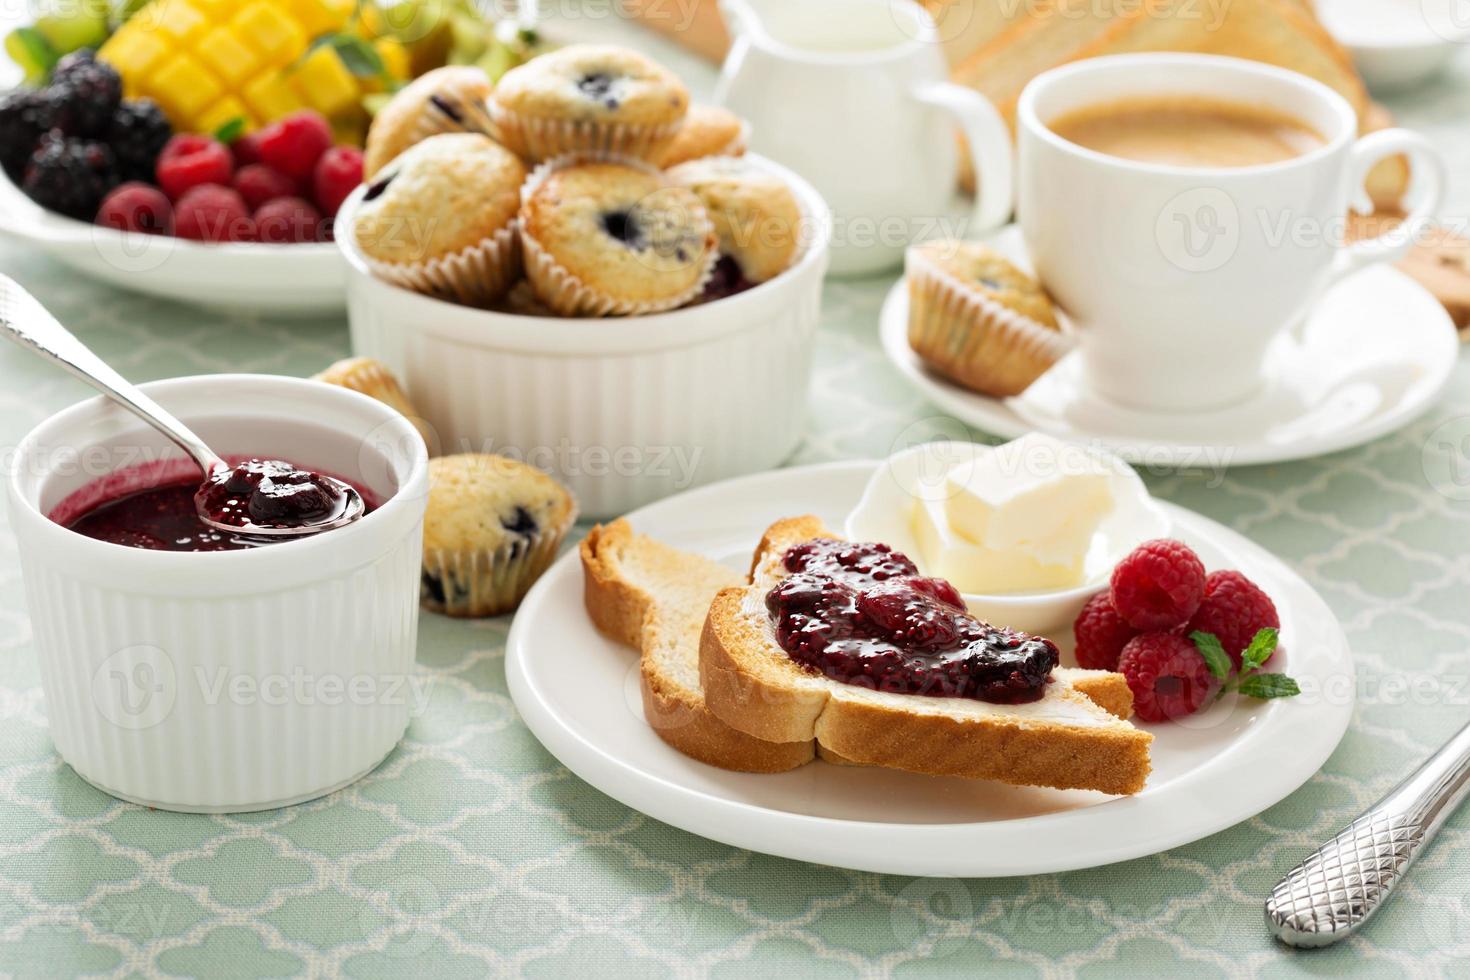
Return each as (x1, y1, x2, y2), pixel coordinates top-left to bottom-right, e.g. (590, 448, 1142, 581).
(520, 160, 717, 316)
(353, 133, 524, 306)
(905, 240, 1071, 398)
(666, 156, 801, 286)
(656, 104, 748, 168)
(420, 454, 577, 617)
(363, 66, 494, 179)
(489, 44, 688, 162)
(313, 356, 434, 450)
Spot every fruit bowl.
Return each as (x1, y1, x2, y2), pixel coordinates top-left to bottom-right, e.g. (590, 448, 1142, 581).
(0, 166, 345, 316)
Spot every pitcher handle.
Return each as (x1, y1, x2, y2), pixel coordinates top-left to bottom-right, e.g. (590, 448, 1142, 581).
(1327, 128, 1446, 287)
(912, 82, 1014, 235)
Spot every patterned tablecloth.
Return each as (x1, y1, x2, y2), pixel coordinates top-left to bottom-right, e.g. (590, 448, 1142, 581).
(3, 14, 1470, 979)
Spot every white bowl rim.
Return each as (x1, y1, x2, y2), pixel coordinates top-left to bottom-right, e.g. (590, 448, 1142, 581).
(334, 151, 833, 348)
(7, 373, 429, 572)
(845, 439, 1170, 608)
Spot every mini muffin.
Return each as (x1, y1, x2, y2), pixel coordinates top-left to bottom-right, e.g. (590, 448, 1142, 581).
(905, 240, 1071, 398)
(353, 133, 524, 306)
(666, 156, 801, 285)
(520, 160, 717, 316)
(363, 65, 494, 179)
(656, 104, 749, 167)
(420, 454, 577, 617)
(313, 356, 434, 450)
(489, 44, 688, 162)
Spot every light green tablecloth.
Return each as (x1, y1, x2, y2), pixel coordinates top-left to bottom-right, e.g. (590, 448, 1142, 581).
(4, 19, 1470, 980)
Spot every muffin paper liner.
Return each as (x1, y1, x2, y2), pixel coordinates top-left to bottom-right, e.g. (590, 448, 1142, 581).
(365, 221, 522, 309)
(905, 248, 1074, 398)
(488, 100, 683, 164)
(518, 156, 717, 317)
(420, 500, 577, 618)
(312, 357, 435, 448)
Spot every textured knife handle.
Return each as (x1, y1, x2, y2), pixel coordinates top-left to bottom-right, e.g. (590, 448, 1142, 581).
(1266, 721, 1470, 948)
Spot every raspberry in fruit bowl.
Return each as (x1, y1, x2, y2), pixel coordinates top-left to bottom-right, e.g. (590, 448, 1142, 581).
(1073, 591, 1138, 671)
(97, 182, 173, 235)
(233, 164, 299, 211)
(174, 185, 254, 242)
(256, 110, 333, 182)
(312, 145, 364, 219)
(1118, 631, 1218, 722)
(1109, 538, 1206, 631)
(156, 134, 233, 201)
(254, 197, 323, 245)
(1187, 570, 1280, 669)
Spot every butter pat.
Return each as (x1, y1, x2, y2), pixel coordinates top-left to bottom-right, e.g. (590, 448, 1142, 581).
(911, 434, 1116, 594)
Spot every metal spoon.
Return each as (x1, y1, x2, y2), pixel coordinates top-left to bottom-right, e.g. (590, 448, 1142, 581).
(0, 275, 363, 538)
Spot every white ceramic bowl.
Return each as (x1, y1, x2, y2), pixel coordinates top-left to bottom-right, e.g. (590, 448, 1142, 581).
(0, 170, 345, 316)
(337, 153, 832, 519)
(845, 440, 1169, 634)
(1317, 0, 1470, 94)
(6, 374, 429, 812)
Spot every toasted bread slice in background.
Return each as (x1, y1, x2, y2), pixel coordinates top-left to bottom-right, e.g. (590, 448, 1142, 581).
(581, 520, 815, 773)
(703, 516, 1153, 795)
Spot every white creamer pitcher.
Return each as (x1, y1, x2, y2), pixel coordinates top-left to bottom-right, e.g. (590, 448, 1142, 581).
(714, 0, 1013, 276)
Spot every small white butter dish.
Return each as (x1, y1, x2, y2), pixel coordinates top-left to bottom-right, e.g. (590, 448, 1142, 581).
(845, 439, 1168, 634)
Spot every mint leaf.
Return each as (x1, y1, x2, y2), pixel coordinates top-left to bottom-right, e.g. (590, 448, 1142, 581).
(1240, 627, 1279, 673)
(1237, 673, 1301, 699)
(1190, 630, 1232, 680)
(213, 116, 246, 144)
(329, 34, 386, 79)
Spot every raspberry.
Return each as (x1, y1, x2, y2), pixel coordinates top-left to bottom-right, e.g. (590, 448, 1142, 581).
(233, 164, 299, 210)
(254, 197, 322, 244)
(1110, 538, 1206, 631)
(231, 132, 264, 167)
(96, 182, 173, 235)
(312, 144, 363, 218)
(1118, 632, 1218, 722)
(1187, 570, 1280, 669)
(254, 110, 333, 182)
(1072, 591, 1138, 671)
(156, 134, 233, 201)
(174, 185, 254, 242)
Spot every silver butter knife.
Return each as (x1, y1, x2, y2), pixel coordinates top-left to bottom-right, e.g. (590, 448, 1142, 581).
(1265, 720, 1470, 947)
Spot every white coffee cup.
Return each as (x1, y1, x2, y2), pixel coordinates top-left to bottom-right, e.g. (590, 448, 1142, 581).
(715, 0, 1013, 277)
(1014, 54, 1445, 412)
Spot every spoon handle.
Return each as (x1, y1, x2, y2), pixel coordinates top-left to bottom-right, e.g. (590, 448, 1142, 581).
(0, 275, 224, 476)
(1265, 720, 1470, 947)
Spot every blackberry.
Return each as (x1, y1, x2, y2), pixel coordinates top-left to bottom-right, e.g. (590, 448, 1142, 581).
(22, 132, 118, 220)
(0, 89, 56, 182)
(49, 48, 121, 138)
(107, 99, 172, 183)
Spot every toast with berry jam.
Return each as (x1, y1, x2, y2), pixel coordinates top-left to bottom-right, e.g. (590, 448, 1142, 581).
(700, 516, 1153, 795)
(581, 520, 815, 773)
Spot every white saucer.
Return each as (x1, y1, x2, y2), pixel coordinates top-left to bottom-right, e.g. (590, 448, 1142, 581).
(1317, 0, 1469, 94)
(506, 461, 1353, 877)
(880, 226, 1458, 468)
(0, 169, 344, 317)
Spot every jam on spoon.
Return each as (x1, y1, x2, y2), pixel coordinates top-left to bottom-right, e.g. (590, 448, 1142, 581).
(765, 538, 1060, 704)
(196, 458, 353, 529)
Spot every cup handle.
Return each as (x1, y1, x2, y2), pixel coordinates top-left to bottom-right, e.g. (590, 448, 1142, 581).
(1328, 128, 1446, 286)
(912, 82, 1014, 235)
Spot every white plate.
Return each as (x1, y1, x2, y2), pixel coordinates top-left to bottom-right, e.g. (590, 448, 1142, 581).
(880, 227, 1458, 469)
(506, 461, 1354, 877)
(1317, 0, 1469, 94)
(0, 169, 344, 316)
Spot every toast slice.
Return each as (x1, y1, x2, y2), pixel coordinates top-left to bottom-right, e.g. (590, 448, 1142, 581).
(701, 517, 1154, 795)
(581, 520, 815, 773)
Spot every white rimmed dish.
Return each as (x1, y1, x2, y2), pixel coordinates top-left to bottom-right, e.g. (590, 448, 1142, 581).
(337, 152, 832, 519)
(0, 170, 345, 316)
(845, 440, 1169, 634)
(505, 460, 1354, 877)
(1317, 0, 1469, 94)
(6, 374, 429, 813)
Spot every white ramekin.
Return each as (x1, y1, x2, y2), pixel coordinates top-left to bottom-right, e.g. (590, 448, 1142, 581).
(337, 153, 832, 519)
(6, 375, 429, 813)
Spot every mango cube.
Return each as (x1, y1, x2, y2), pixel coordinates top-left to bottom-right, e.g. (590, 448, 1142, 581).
(242, 72, 305, 122)
(195, 96, 256, 135)
(230, 2, 307, 66)
(195, 26, 262, 87)
(290, 45, 359, 116)
(147, 51, 224, 121)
